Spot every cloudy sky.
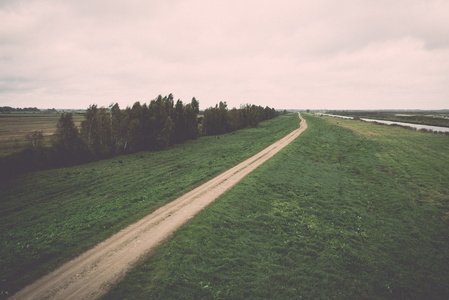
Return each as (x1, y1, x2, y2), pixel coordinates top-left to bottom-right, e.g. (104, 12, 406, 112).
(1, 0, 448, 110)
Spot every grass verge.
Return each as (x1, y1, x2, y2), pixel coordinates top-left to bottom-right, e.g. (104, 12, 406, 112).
(0, 113, 299, 298)
(104, 114, 449, 299)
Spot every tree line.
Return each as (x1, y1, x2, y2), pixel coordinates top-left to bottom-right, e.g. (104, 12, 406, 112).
(202, 102, 279, 135)
(0, 106, 59, 113)
(53, 94, 200, 158)
(0, 95, 279, 180)
(0, 106, 40, 113)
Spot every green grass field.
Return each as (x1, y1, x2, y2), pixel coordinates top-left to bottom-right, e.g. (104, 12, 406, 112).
(103, 114, 449, 299)
(0, 114, 299, 298)
(0, 113, 84, 156)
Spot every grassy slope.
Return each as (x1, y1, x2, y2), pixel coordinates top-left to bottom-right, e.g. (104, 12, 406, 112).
(0, 114, 299, 298)
(104, 114, 449, 299)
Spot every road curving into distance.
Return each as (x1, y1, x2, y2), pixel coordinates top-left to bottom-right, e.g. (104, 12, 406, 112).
(11, 113, 308, 300)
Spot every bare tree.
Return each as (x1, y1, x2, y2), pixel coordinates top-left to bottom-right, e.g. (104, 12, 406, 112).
(26, 131, 44, 149)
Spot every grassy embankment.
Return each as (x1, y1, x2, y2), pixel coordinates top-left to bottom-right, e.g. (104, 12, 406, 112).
(0, 113, 84, 156)
(104, 114, 449, 299)
(0, 114, 299, 298)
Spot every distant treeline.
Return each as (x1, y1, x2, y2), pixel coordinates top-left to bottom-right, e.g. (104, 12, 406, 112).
(0, 95, 280, 180)
(203, 101, 278, 135)
(0, 106, 58, 113)
(1, 106, 40, 113)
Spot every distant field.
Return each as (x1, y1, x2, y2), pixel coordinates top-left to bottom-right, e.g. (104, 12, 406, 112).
(104, 114, 449, 299)
(0, 114, 299, 298)
(0, 113, 84, 156)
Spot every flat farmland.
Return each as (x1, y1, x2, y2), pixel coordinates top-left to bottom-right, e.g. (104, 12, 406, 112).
(0, 113, 84, 156)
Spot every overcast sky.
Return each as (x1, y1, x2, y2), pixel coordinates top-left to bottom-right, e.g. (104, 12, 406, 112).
(1, 0, 448, 110)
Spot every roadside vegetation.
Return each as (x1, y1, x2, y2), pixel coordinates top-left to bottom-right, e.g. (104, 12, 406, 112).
(104, 114, 449, 299)
(0, 113, 298, 299)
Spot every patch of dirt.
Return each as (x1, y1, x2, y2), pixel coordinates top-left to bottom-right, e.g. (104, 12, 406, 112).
(11, 113, 307, 300)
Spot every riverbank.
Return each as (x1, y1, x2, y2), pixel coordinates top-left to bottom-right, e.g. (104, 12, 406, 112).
(316, 113, 449, 133)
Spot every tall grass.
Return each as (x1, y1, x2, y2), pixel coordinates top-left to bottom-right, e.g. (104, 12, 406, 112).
(0, 114, 299, 298)
(104, 114, 449, 299)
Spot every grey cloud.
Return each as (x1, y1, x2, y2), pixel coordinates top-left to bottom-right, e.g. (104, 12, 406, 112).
(1, 0, 449, 109)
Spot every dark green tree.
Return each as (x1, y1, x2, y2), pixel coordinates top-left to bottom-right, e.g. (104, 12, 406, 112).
(184, 102, 199, 140)
(52, 113, 79, 151)
(80, 105, 113, 156)
(173, 99, 185, 144)
(191, 97, 199, 115)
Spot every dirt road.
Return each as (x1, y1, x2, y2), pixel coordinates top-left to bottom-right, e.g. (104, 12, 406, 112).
(11, 113, 307, 300)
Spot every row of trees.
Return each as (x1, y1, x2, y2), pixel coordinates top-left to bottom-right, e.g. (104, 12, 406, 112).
(1, 95, 280, 180)
(0, 106, 40, 113)
(53, 94, 199, 159)
(53, 97, 278, 159)
(202, 102, 279, 135)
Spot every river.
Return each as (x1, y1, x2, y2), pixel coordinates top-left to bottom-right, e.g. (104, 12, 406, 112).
(360, 118, 449, 133)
